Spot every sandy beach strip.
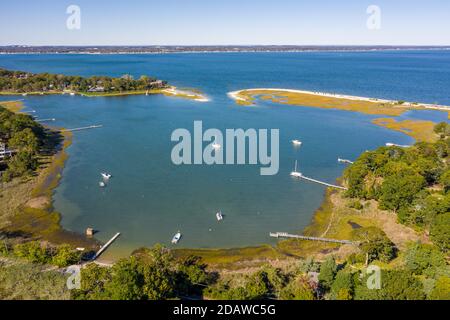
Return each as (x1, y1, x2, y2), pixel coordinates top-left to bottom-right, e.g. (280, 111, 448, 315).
(228, 88, 450, 111)
(162, 87, 210, 102)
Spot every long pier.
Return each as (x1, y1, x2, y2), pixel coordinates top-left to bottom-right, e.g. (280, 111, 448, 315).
(61, 125, 103, 132)
(35, 118, 56, 122)
(270, 232, 355, 245)
(92, 232, 121, 260)
(298, 175, 348, 190)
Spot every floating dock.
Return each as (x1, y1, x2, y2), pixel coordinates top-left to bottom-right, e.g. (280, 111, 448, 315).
(270, 232, 355, 245)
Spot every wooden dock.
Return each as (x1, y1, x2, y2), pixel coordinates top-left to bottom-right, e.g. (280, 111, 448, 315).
(298, 175, 348, 190)
(61, 125, 103, 132)
(270, 232, 355, 245)
(92, 232, 121, 260)
(35, 118, 56, 122)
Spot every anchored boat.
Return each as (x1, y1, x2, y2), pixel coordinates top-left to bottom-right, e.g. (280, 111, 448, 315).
(216, 211, 223, 221)
(172, 231, 182, 244)
(101, 172, 112, 180)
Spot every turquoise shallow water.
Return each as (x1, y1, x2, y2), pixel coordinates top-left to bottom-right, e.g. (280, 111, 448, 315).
(0, 51, 449, 258)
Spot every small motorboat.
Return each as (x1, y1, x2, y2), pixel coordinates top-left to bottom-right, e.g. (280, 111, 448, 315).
(171, 231, 182, 244)
(99, 181, 106, 187)
(292, 139, 302, 146)
(212, 143, 221, 150)
(101, 172, 112, 180)
(216, 211, 223, 221)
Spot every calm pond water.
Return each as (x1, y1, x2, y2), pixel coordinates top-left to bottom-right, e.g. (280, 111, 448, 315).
(0, 51, 449, 258)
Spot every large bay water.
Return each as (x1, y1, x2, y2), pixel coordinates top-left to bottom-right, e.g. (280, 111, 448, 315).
(0, 51, 449, 258)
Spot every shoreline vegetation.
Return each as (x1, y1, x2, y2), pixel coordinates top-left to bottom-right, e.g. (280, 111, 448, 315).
(0, 94, 445, 263)
(0, 67, 209, 102)
(1, 90, 449, 299)
(0, 100, 99, 250)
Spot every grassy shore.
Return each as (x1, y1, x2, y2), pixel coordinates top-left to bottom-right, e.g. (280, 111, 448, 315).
(0, 101, 98, 249)
(229, 88, 450, 117)
(372, 118, 439, 142)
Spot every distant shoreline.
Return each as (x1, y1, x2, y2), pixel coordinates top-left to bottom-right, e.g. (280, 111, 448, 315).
(0, 86, 209, 102)
(1, 46, 449, 55)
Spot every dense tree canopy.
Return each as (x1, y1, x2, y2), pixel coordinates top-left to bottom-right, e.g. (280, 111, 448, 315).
(343, 123, 449, 250)
(0, 68, 168, 94)
(0, 105, 46, 181)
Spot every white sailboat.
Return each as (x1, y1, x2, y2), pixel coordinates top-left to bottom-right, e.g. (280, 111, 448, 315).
(171, 231, 182, 244)
(290, 160, 302, 178)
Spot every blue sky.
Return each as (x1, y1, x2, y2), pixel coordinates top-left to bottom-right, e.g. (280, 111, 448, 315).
(1, 0, 449, 45)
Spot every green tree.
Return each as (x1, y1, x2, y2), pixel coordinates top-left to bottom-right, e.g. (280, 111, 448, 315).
(353, 227, 396, 263)
(279, 276, 315, 300)
(13, 241, 51, 264)
(434, 122, 450, 138)
(104, 257, 145, 300)
(428, 277, 450, 300)
(318, 256, 337, 290)
(71, 263, 111, 300)
(3, 150, 38, 181)
(379, 170, 426, 211)
(404, 243, 446, 277)
(330, 270, 354, 300)
(51, 245, 81, 267)
(354, 270, 425, 300)
(430, 213, 450, 251)
(440, 169, 450, 193)
(8, 128, 39, 154)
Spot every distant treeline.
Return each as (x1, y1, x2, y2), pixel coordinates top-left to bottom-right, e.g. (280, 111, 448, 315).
(1, 45, 450, 54)
(0, 68, 168, 93)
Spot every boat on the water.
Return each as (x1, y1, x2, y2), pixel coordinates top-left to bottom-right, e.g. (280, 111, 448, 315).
(292, 139, 302, 146)
(172, 231, 182, 244)
(216, 211, 223, 221)
(99, 181, 106, 187)
(212, 143, 221, 150)
(101, 172, 112, 180)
